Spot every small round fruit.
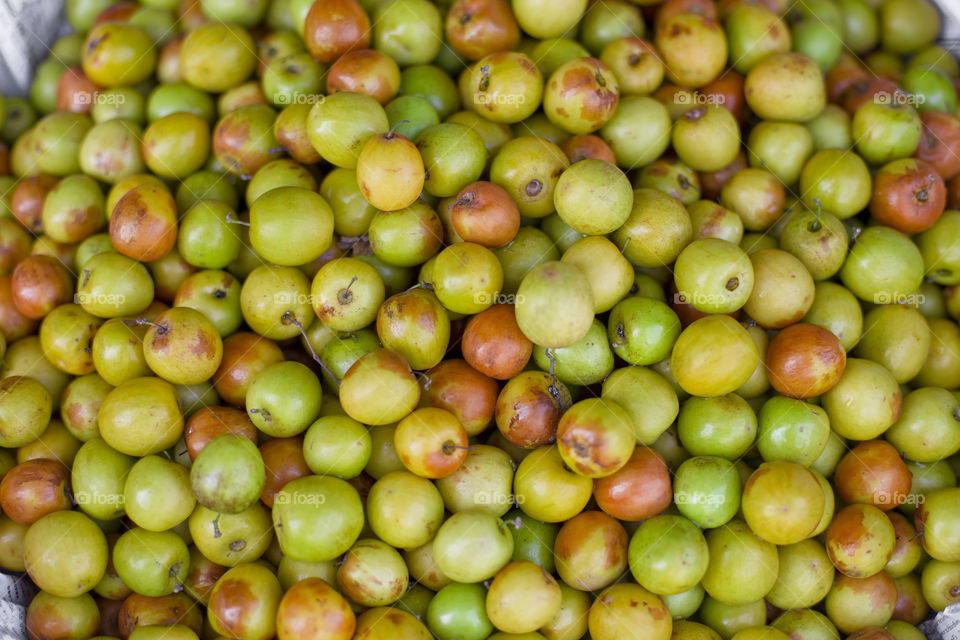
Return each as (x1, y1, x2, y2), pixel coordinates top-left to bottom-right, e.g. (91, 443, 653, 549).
(249, 187, 334, 266)
(671, 315, 759, 397)
(766, 323, 846, 398)
(742, 461, 825, 546)
(514, 261, 594, 348)
(744, 53, 825, 122)
(356, 128, 424, 211)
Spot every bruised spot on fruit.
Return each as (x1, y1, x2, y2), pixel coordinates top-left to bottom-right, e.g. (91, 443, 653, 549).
(211, 578, 257, 635)
(890, 389, 903, 423)
(228, 540, 246, 552)
(191, 331, 214, 358)
(517, 56, 538, 76)
(669, 23, 691, 36)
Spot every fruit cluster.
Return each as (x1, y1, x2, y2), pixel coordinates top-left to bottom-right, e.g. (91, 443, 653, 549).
(0, 0, 957, 639)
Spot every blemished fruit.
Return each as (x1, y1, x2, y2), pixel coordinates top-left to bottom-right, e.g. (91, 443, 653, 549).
(5, 1, 960, 638)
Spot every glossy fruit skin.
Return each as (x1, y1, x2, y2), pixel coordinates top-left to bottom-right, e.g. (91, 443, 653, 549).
(272, 475, 364, 563)
(840, 226, 924, 304)
(674, 456, 741, 528)
(655, 13, 727, 88)
(82, 23, 156, 87)
(700, 518, 779, 606)
(614, 188, 693, 268)
(357, 130, 424, 211)
(427, 582, 493, 640)
(916, 487, 960, 562)
(0, 458, 71, 525)
(826, 503, 896, 578)
(556, 398, 635, 479)
(23, 510, 107, 597)
(249, 186, 334, 267)
(766, 323, 846, 398)
(446, 0, 520, 61)
(337, 538, 409, 607)
(725, 4, 791, 74)
(887, 387, 960, 463)
(142, 112, 209, 180)
(495, 370, 570, 449)
(190, 433, 265, 515)
(800, 149, 872, 219)
(559, 162, 632, 237)
(673, 238, 754, 314)
(514, 260, 594, 348)
(486, 559, 563, 633)
(543, 58, 620, 135)
(488, 137, 565, 220)
(420, 359, 498, 437)
(304, 0, 370, 63)
(339, 349, 420, 426)
(213, 104, 283, 179)
(113, 527, 189, 597)
(826, 571, 898, 634)
(588, 583, 672, 640)
(742, 461, 825, 546)
(450, 181, 520, 248)
(208, 563, 283, 640)
(835, 440, 912, 511)
(123, 454, 194, 532)
(822, 358, 902, 441)
(276, 577, 355, 640)
(629, 514, 709, 596)
(180, 22, 257, 93)
(108, 183, 177, 262)
(11, 255, 73, 320)
(671, 315, 759, 397)
(870, 158, 946, 234)
(607, 296, 681, 365)
(745, 52, 825, 122)
(98, 376, 183, 457)
(917, 111, 960, 180)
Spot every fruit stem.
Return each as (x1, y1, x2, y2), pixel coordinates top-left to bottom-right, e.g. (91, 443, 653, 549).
(450, 192, 474, 209)
(385, 120, 409, 139)
(417, 371, 432, 391)
(225, 213, 250, 227)
(478, 64, 491, 92)
(620, 236, 631, 254)
(132, 317, 167, 333)
(678, 174, 700, 196)
(916, 175, 936, 203)
(544, 349, 567, 410)
(442, 441, 473, 454)
(281, 311, 341, 387)
(807, 199, 823, 233)
(337, 276, 358, 305)
(593, 61, 606, 87)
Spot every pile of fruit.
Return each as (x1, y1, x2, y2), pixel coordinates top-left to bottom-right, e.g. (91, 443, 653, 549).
(0, 0, 958, 638)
